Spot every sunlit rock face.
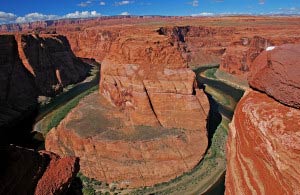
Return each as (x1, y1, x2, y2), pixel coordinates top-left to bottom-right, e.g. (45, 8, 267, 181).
(226, 44, 300, 194)
(46, 29, 209, 188)
(226, 90, 300, 195)
(248, 44, 300, 108)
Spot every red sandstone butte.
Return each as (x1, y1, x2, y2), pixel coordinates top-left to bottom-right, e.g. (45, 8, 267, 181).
(226, 90, 300, 194)
(0, 145, 79, 195)
(46, 29, 209, 188)
(248, 44, 300, 108)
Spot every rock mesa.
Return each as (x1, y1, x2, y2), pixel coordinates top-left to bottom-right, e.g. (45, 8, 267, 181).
(46, 30, 209, 188)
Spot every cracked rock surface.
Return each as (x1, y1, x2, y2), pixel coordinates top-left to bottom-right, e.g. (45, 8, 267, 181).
(46, 29, 209, 188)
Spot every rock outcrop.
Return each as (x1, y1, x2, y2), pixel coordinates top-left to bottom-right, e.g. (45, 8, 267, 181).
(46, 30, 209, 188)
(221, 36, 270, 75)
(226, 44, 300, 194)
(226, 90, 300, 195)
(248, 44, 300, 108)
(220, 35, 300, 77)
(0, 145, 79, 195)
(99, 31, 207, 129)
(18, 34, 90, 96)
(0, 34, 91, 143)
(64, 29, 118, 62)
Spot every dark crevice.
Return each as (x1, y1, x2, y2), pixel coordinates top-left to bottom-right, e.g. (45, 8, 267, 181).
(142, 82, 163, 127)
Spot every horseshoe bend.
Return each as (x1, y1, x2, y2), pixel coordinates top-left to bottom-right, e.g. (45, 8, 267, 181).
(45, 31, 209, 188)
(0, 14, 300, 194)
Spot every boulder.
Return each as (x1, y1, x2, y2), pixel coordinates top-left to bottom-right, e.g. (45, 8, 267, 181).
(248, 44, 300, 108)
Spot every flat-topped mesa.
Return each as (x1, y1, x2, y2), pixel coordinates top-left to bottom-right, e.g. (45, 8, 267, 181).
(100, 31, 206, 130)
(248, 44, 300, 108)
(17, 34, 90, 96)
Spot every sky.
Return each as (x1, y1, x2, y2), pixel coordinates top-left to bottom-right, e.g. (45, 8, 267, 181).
(0, 0, 300, 24)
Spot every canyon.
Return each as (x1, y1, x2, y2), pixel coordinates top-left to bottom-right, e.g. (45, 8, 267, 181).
(0, 16, 300, 194)
(45, 28, 209, 188)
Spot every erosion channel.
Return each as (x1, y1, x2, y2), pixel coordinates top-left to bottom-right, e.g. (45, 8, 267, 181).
(35, 64, 245, 195)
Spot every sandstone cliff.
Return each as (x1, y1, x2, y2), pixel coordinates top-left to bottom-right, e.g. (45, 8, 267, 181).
(0, 33, 90, 143)
(46, 29, 209, 188)
(226, 44, 300, 194)
(18, 34, 90, 96)
(0, 145, 79, 195)
(226, 90, 300, 195)
(248, 44, 300, 108)
(220, 35, 300, 77)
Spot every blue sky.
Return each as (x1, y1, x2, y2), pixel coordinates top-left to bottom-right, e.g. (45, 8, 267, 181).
(0, 0, 300, 24)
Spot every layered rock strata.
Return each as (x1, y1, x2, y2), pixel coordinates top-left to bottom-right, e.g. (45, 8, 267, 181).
(46, 31, 209, 188)
(0, 34, 90, 142)
(0, 145, 79, 195)
(226, 90, 300, 194)
(226, 44, 300, 194)
(18, 34, 90, 96)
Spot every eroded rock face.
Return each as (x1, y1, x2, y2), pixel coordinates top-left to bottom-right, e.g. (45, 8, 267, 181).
(46, 30, 209, 188)
(64, 29, 118, 62)
(0, 35, 37, 108)
(18, 34, 90, 96)
(0, 34, 90, 143)
(221, 36, 270, 75)
(226, 90, 300, 194)
(46, 91, 208, 188)
(0, 145, 79, 195)
(248, 44, 300, 108)
(99, 31, 206, 129)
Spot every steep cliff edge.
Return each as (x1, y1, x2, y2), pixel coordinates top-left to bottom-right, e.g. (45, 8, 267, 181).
(0, 34, 91, 144)
(0, 145, 79, 195)
(248, 44, 300, 108)
(226, 44, 300, 194)
(220, 36, 300, 77)
(226, 90, 300, 194)
(18, 34, 91, 96)
(0, 35, 38, 144)
(46, 30, 209, 188)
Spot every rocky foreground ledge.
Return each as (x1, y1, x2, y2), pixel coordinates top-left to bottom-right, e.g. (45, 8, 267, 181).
(226, 44, 300, 194)
(0, 145, 79, 195)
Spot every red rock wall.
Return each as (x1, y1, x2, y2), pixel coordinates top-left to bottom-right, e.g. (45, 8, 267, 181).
(0, 145, 79, 195)
(99, 30, 207, 130)
(64, 29, 118, 62)
(226, 90, 300, 195)
(226, 45, 300, 194)
(248, 44, 300, 108)
(0, 35, 37, 106)
(220, 36, 300, 77)
(19, 34, 90, 96)
(46, 28, 210, 188)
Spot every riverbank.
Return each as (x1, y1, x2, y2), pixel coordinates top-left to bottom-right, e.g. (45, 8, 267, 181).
(33, 60, 100, 140)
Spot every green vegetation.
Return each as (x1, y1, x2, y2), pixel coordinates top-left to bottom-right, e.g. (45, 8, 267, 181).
(46, 85, 98, 132)
(204, 68, 217, 79)
(35, 85, 98, 136)
(33, 63, 100, 137)
(37, 64, 99, 121)
(130, 117, 229, 195)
